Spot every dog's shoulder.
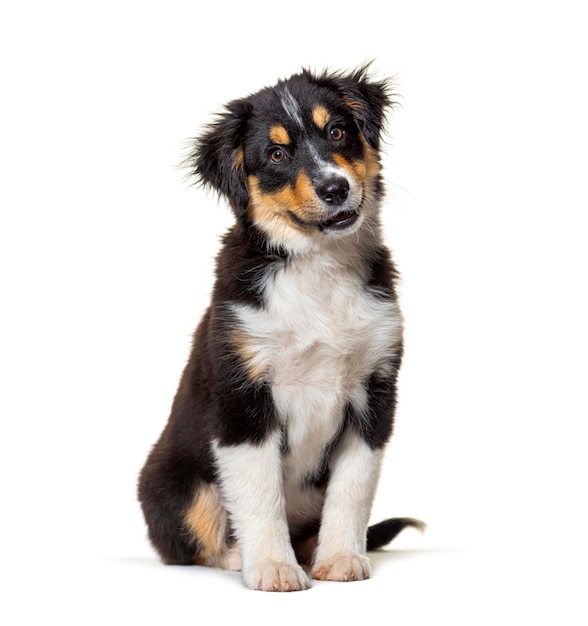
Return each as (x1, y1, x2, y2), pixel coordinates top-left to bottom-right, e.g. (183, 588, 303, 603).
(210, 222, 287, 308)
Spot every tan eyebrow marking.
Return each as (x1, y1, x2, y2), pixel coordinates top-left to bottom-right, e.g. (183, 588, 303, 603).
(312, 105, 330, 130)
(269, 125, 290, 145)
(343, 97, 362, 112)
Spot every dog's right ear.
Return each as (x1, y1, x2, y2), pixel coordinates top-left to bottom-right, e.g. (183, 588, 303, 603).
(185, 99, 251, 217)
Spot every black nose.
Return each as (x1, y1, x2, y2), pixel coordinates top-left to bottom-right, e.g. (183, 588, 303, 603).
(317, 177, 349, 206)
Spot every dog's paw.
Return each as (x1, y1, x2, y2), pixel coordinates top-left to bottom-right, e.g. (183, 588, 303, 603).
(312, 553, 371, 582)
(243, 561, 310, 592)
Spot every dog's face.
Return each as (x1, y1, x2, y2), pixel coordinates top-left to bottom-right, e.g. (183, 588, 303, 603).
(190, 67, 391, 253)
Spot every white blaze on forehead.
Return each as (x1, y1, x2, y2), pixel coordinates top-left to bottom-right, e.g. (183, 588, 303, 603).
(280, 87, 304, 128)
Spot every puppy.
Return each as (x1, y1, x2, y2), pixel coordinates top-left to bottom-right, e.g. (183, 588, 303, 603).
(138, 66, 423, 591)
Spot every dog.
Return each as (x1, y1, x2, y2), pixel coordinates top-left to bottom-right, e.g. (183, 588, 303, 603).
(138, 65, 423, 591)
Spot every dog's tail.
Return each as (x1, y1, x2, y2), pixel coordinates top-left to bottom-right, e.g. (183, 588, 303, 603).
(366, 518, 427, 551)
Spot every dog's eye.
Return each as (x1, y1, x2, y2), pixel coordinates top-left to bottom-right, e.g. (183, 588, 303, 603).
(270, 148, 286, 164)
(330, 126, 345, 141)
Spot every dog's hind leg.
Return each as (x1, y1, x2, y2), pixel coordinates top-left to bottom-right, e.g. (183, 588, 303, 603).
(138, 457, 229, 567)
(184, 482, 241, 570)
(138, 489, 199, 566)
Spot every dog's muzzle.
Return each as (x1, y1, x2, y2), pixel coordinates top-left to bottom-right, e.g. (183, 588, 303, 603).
(316, 176, 361, 232)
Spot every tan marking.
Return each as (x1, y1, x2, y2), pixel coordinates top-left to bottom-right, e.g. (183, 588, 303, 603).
(184, 483, 227, 564)
(269, 125, 290, 145)
(332, 135, 380, 184)
(312, 105, 330, 130)
(232, 328, 269, 383)
(292, 171, 319, 215)
(248, 174, 325, 241)
(333, 153, 364, 182)
(343, 97, 363, 113)
(359, 135, 381, 180)
(234, 146, 244, 169)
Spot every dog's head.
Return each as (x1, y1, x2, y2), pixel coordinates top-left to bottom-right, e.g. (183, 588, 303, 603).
(187, 66, 393, 253)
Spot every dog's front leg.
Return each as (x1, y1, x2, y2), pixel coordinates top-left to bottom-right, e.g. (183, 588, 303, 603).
(212, 430, 310, 591)
(312, 432, 384, 582)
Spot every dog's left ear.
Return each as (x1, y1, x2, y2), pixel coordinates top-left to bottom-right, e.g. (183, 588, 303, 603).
(315, 66, 393, 150)
(185, 99, 251, 217)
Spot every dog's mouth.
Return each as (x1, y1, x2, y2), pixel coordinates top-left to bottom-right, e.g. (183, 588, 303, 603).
(287, 208, 361, 233)
(319, 209, 360, 232)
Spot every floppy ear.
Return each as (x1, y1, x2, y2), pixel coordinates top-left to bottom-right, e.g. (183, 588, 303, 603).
(185, 99, 251, 217)
(312, 65, 393, 150)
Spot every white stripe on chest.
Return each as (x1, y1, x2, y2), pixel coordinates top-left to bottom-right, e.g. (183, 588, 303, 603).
(232, 252, 402, 485)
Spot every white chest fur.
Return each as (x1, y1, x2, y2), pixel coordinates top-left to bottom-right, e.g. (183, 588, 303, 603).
(231, 251, 403, 486)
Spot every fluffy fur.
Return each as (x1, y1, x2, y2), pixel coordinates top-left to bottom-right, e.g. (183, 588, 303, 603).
(138, 65, 424, 591)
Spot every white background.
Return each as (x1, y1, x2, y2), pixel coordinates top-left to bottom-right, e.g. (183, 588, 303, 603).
(1, 1, 587, 623)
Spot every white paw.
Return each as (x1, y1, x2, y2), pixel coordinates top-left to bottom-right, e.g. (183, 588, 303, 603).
(243, 560, 310, 592)
(312, 553, 371, 582)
